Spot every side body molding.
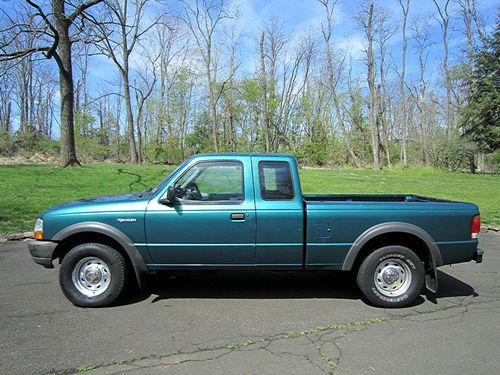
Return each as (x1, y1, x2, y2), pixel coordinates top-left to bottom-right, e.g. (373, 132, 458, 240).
(53, 222, 148, 288)
(342, 222, 443, 293)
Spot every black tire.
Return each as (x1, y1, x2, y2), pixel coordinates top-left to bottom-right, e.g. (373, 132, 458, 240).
(356, 246, 424, 308)
(59, 243, 127, 307)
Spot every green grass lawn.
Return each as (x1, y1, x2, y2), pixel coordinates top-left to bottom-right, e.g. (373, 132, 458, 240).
(0, 163, 498, 235)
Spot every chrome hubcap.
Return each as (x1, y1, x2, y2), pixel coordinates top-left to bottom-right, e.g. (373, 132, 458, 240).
(84, 266, 103, 284)
(374, 258, 412, 297)
(382, 267, 400, 285)
(72, 257, 111, 297)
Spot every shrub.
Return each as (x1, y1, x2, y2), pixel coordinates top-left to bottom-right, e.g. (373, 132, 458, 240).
(0, 131, 16, 156)
(295, 141, 327, 166)
(427, 132, 476, 171)
(485, 151, 500, 174)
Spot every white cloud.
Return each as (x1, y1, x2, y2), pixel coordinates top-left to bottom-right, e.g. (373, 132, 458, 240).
(336, 34, 366, 61)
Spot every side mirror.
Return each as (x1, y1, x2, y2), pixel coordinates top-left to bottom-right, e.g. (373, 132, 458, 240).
(160, 185, 176, 205)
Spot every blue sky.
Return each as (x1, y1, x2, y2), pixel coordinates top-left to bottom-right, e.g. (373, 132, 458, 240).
(84, 0, 499, 93)
(227, 0, 499, 77)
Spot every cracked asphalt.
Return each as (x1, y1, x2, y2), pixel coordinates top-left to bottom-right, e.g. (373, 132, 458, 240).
(0, 234, 499, 375)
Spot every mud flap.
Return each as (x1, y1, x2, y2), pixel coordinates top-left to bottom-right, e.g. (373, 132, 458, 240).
(425, 262, 438, 293)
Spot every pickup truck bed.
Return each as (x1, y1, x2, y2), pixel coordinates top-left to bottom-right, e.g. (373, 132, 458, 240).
(304, 194, 452, 202)
(304, 196, 479, 269)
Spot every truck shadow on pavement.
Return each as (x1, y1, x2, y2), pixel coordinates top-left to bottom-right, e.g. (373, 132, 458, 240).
(116, 269, 478, 307)
(424, 269, 479, 303)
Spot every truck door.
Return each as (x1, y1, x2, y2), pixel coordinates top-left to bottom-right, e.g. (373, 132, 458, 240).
(252, 156, 304, 267)
(145, 158, 256, 266)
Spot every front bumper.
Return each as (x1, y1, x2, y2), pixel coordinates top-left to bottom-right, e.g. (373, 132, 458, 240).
(473, 248, 484, 263)
(28, 240, 58, 268)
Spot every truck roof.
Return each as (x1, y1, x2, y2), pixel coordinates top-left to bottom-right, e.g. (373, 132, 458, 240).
(194, 152, 294, 158)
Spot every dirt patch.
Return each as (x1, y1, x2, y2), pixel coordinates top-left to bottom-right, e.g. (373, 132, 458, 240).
(0, 154, 57, 165)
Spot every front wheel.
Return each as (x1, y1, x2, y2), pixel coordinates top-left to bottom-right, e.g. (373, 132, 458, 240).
(356, 246, 424, 308)
(59, 243, 127, 307)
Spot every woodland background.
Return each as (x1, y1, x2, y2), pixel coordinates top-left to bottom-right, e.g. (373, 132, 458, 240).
(0, 0, 498, 171)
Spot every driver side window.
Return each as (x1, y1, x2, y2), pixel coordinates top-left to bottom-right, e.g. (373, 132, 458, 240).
(174, 161, 244, 202)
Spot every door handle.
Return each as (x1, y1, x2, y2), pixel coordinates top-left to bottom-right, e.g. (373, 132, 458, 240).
(230, 213, 245, 221)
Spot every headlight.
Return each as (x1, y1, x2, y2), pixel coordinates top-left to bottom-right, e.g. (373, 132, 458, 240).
(34, 218, 43, 240)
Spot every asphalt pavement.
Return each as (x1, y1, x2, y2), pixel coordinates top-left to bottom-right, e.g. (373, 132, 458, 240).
(0, 234, 499, 375)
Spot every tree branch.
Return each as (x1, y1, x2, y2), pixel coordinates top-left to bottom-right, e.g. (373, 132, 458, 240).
(0, 46, 49, 61)
(25, 0, 59, 59)
(69, 0, 104, 22)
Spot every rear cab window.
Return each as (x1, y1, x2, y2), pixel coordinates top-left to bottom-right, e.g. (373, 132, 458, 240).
(258, 161, 294, 200)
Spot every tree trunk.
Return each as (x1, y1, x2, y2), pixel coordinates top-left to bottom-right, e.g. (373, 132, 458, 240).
(444, 25, 452, 138)
(433, 0, 452, 138)
(205, 51, 218, 152)
(122, 72, 138, 163)
(478, 151, 485, 171)
(53, 0, 80, 167)
(115, 114, 120, 161)
(320, 0, 361, 167)
(260, 32, 270, 152)
(469, 154, 476, 174)
(400, 0, 410, 166)
(418, 90, 428, 164)
(136, 105, 143, 164)
(115, 78, 122, 161)
(378, 33, 391, 168)
(19, 69, 27, 133)
(3, 101, 11, 134)
(367, 2, 380, 170)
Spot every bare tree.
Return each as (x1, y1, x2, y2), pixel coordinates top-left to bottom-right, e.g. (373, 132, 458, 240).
(260, 20, 291, 151)
(399, 0, 411, 166)
(356, 1, 380, 169)
(457, 0, 485, 46)
(134, 45, 159, 162)
(259, 31, 270, 152)
(91, 0, 157, 163)
(96, 96, 108, 145)
(433, 0, 452, 137)
(295, 30, 317, 143)
(7, 22, 37, 135)
(155, 18, 188, 148)
(0, 0, 102, 166)
(0, 62, 13, 134)
(114, 78, 123, 160)
(74, 42, 92, 114)
(181, 0, 235, 152)
(294, 30, 316, 147)
(411, 15, 433, 164)
(32, 68, 57, 136)
(456, 0, 485, 169)
(221, 30, 240, 151)
(375, 6, 396, 167)
(318, 0, 361, 167)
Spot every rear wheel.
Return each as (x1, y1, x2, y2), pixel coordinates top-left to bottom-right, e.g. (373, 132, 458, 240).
(59, 243, 127, 307)
(356, 246, 424, 308)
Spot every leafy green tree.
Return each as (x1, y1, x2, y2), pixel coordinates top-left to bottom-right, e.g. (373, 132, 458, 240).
(460, 17, 500, 154)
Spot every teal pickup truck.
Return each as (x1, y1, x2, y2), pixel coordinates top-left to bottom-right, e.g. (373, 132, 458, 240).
(28, 153, 483, 308)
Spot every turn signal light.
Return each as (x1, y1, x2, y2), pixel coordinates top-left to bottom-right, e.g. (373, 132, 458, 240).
(34, 218, 43, 240)
(471, 215, 480, 239)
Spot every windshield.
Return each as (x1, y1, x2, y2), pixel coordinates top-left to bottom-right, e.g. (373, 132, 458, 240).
(146, 157, 194, 196)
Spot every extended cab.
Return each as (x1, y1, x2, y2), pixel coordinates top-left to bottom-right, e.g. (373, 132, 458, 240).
(28, 153, 483, 307)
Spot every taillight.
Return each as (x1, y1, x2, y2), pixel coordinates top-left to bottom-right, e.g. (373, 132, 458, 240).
(471, 215, 480, 239)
